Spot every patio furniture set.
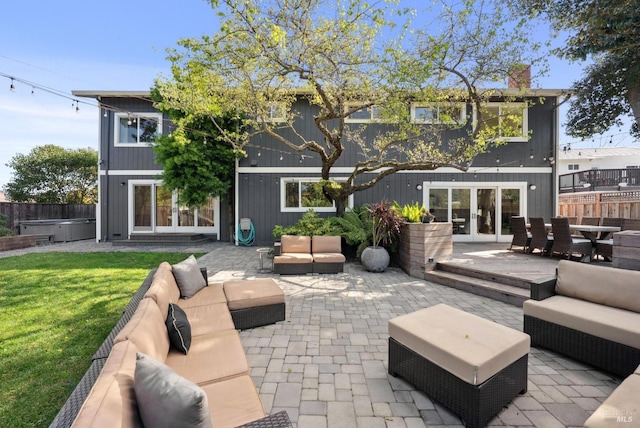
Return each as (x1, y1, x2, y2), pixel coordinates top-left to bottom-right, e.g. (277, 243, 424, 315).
(510, 216, 640, 262)
(50, 255, 290, 428)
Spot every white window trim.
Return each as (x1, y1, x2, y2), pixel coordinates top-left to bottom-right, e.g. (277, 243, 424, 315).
(410, 103, 467, 125)
(280, 177, 354, 212)
(344, 104, 382, 123)
(473, 102, 528, 142)
(114, 112, 163, 147)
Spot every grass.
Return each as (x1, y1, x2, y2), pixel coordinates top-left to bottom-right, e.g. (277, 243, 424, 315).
(0, 252, 203, 428)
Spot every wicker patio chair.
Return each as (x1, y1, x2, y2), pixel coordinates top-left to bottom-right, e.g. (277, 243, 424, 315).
(528, 217, 553, 256)
(580, 216, 601, 226)
(622, 218, 640, 231)
(509, 216, 531, 253)
(550, 217, 593, 261)
(595, 218, 623, 260)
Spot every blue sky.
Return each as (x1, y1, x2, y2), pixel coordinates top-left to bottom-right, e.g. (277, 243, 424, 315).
(0, 0, 635, 189)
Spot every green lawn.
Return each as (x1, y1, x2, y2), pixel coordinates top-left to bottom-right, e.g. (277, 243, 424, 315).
(0, 252, 203, 428)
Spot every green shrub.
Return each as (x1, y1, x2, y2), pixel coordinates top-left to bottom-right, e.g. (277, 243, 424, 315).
(0, 214, 13, 237)
(328, 205, 371, 257)
(272, 210, 337, 238)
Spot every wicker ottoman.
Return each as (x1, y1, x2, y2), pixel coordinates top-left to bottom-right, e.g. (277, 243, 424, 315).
(223, 279, 285, 330)
(388, 304, 530, 428)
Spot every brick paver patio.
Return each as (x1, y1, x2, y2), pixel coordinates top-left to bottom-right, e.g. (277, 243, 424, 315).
(197, 244, 621, 428)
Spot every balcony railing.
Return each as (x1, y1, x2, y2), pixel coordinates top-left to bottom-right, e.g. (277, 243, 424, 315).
(559, 168, 640, 193)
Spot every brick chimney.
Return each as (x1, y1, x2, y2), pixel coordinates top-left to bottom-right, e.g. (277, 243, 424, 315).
(508, 65, 531, 89)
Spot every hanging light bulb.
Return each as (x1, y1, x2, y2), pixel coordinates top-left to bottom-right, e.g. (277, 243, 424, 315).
(75, 101, 80, 113)
(127, 117, 132, 126)
(31, 87, 35, 96)
(10, 78, 15, 92)
(279, 155, 283, 161)
(103, 109, 108, 118)
(257, 151, 261, 157)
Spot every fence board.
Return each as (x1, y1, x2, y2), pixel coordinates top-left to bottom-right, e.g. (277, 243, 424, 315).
(0, 203, 95, 234)
(559, 191, 640, 222)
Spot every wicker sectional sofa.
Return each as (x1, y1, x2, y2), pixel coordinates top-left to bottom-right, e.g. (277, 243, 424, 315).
(273, 235, 345, 274)
(50, 258, 289, 428)
(524, 260, 640, 426)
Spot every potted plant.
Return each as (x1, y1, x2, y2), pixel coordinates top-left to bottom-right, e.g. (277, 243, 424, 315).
(360, 201, 402, 272)
(393, 201, 426, 223)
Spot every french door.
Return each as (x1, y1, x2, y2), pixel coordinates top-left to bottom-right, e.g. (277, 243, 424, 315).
(129, 180, 219, 236)
(424, 182, 527, 242)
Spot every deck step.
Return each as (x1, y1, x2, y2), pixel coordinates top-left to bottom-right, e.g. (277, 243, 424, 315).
(424, 269, 530, 307)
(435, 262, 533, 289)
(112, 234, 216, 246)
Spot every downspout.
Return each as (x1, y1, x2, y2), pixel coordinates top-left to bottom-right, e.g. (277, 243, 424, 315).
(234, 158, 239, 246)
(553, 95, 571, 216)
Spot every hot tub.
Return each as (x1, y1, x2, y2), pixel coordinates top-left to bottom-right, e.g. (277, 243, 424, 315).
(20, 218, 96, 242)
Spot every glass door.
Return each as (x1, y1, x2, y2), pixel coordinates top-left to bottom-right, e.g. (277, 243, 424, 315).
(425, 182, 526, 242)
(129, 180, 219, 236)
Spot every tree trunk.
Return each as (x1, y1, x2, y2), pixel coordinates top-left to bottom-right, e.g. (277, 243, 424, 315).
(335, 196, 349, 217)
(628, 81, 640, 130)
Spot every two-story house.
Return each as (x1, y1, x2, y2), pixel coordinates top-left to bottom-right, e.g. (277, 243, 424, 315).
(73, 89, 564, 245)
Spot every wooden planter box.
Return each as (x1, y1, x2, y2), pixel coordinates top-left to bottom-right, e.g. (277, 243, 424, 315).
(398, 222, 452, 278)
(0, 235, 36, 252)
(613, 230, 640, 271)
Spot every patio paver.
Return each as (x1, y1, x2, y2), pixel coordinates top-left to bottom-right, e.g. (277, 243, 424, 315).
(196, 243, 622, 428)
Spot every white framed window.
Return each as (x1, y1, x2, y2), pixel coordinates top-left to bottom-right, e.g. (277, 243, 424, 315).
(475, 103, 528, 142)
(281, 178, 354, 212)
(411, 103, 466, 125)
(258, 103, 287, 123)
(345, 104, 382, 123)
(115, 113, 162, 146)
(568, 164, 580, 171)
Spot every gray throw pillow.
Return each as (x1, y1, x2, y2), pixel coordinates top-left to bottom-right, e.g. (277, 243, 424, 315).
(166, 303, 191, 354)
(134, 353, 212, 428)
(172, 255, 206, 299)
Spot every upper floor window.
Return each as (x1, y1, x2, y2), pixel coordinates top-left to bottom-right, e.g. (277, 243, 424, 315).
(115, 113, 162, 146)
(411, 103, 466, 125)
(476, 103, 528, 142)
(259, 103, 287, 123)
(281, 178, 354, 212)
(345, 105, 382, 123)
(568, 164, 580, 171)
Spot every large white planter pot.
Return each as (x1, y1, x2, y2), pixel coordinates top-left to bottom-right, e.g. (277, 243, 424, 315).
(360, 246, 390, 272)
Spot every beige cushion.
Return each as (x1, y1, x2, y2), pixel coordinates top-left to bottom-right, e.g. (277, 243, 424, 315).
(274, 253, 314, 264)
(280, 235, 311, 253)
(584, 372, 640, 427)
(71, 340, 141, 427)
(178, 283, 227, 309)
(145, 265, 181, 317)
(523, 296, 640, 349)
(202, 375, 265, 428)
(312, 235, 342, 253)
(114, 298, 170, 362)
(181, 303, 236, 337)
(134, 352, 212, 428)
(312, 253, 346, 264)
(388, 304, 530, 385)
(165, 330, 249, 386)
(223, 279, 285, 311)
(556, 259, 640, 313)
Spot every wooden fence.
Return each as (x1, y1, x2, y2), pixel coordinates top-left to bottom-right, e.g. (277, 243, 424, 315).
(0, 203, 96, 234)
(558, 191, 640, 221)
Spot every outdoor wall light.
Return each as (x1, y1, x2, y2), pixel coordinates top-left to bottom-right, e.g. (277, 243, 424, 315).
(120, 182, 126, 186)
(416, 184, 423, 191)
(528, 184, 537, 190)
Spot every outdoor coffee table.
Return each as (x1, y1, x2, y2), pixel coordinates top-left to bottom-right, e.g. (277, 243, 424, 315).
(388, 304, 530, 428)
